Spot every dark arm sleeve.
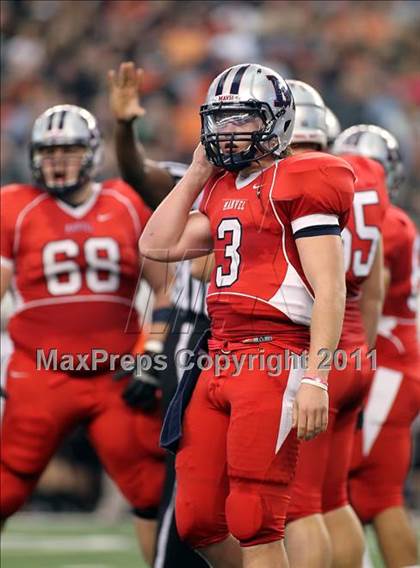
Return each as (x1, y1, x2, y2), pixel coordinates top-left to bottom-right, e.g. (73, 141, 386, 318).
(114, 120, 175, 210)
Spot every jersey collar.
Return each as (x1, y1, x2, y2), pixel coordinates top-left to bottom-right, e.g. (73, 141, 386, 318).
(54, 183, 101, 218)
(234, 161, 278, 190)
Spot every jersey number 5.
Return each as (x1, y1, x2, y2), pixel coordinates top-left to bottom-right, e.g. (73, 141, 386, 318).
(42, 237, 120, 295)
(342, 190, 380, 277)
(215, 218, 242, 287)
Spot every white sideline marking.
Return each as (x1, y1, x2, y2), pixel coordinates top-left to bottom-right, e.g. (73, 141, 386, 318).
(62, 565, 110, 568)
(1, 534, 133, 552)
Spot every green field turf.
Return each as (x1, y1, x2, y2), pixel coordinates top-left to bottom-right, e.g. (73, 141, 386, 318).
(1, 513, 417, 568)
(1, 515, 147, 568)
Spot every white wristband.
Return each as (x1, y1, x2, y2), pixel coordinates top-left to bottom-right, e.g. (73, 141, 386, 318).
(301, 378, 328, 392)
(144, 340, 164, 354)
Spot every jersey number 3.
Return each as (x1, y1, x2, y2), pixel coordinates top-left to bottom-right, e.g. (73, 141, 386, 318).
(215, 218, 242, 287)
(42, 237, 120, 295)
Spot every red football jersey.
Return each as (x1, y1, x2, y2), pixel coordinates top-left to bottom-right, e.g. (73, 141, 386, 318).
(376, 204, 419, 360)
(339, 155, 390, 348)
(199, 152, 355, 346)
(0, 180, 151, 362)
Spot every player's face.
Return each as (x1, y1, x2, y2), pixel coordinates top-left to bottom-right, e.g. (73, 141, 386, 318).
(38, 145, 87, 189)
(208, 110, 264, 154)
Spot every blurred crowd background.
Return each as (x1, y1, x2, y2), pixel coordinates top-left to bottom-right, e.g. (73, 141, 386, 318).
(1, 0, 419, 515)
(1, 0, 419, 220)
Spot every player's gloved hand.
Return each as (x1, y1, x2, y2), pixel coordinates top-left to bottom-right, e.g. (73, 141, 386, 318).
(0, 385, 8, 399)
(108, 61, 146, 122)
(114, 351, 161, 412)
(292, 378, 329, 441)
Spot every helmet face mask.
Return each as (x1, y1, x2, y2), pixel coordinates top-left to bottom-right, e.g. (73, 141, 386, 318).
(383, 146, 405, 201)
(201, 101, 280, 171)
(30, 105, 102, 199)
(32, 144, 93, 197)
(200, 64, 295, 172)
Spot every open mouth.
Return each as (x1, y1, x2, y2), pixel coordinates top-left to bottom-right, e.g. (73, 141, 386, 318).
(221, 142, 240, 154)
(53, 172, 67, 185)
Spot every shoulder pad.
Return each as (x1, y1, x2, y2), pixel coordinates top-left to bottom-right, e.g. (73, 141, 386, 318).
(1, 183, 42, 205)
(340, 154, 385, 189)
(383, 204, 417, 262)
(386, 204, 416, 233)
(273, 151, 355, 202)
(102, 177, 129, 190)
(281, 151, 354, 174)
(1, 183, 39, 195)
(102, 177, 139, 197)
(102, 178, 150, 212)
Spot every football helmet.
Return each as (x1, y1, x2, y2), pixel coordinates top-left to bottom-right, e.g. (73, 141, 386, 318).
(288, 79, 327, 150)
(325, 107, 341, 148)
(30, 104, 102, 197)
(200, 63, 295, 171)
(332, 124, 405, 195)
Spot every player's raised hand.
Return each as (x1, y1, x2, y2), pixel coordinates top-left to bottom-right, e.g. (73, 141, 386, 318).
(108, 61, 145, 121)
(292, 383, 329, 441)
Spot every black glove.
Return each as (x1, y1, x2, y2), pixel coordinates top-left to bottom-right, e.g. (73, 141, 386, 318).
(114, 352, 161, 412)
(0, 385, 8, 399)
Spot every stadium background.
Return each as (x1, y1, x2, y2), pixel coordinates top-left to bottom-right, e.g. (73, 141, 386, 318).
(1, 1, 419, 566)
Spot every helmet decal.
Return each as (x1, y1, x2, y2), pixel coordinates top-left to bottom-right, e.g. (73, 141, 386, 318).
(266, 75, 288, 108)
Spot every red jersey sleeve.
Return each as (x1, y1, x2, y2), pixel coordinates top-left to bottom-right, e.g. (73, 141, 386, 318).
(272, 152, 355, 237)
(382, 205, 410, 271)
(1, 184, 39, 267)
(1, 186, 15, 265)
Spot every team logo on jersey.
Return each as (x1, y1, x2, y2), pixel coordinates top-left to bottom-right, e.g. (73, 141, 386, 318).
(64, 221, 93, 233)
(223, 199, 246, 211)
